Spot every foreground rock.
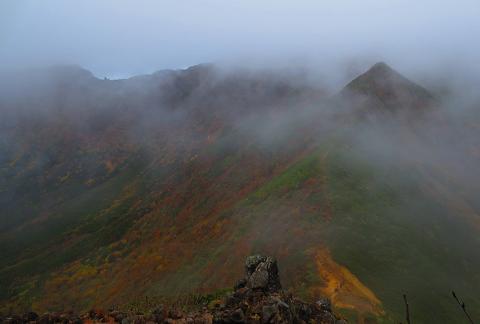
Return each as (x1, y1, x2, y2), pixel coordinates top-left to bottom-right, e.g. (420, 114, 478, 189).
(1, 255, 344, 323)
(212, 255, 342, 323)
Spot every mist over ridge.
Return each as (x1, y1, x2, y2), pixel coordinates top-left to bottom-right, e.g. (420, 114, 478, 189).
(2, 1, 480, 323)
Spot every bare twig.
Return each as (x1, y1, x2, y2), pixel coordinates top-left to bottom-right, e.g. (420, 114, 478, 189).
(452, 291, 475, 324)
(403, 294, 411, 324)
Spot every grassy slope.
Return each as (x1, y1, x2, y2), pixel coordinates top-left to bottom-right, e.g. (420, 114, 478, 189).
(322, 145, 480, 323)
(0, 150, 151, 309)
(1, 135, 480, 324)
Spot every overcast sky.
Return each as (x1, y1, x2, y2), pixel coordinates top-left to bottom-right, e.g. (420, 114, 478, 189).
(1, 0, 479, 77)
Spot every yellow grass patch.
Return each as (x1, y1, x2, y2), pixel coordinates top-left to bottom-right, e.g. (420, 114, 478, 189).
(312, 248, 384, 320)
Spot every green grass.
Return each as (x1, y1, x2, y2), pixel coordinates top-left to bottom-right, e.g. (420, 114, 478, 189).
(253, 154, 321, 200)
(115, 288, 232, 315)
(322, 146, 480, 323)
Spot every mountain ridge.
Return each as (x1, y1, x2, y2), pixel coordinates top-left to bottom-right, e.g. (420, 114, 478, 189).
(1, 61, 479, 323)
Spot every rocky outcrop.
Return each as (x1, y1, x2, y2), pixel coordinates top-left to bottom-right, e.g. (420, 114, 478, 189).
(213, 254, 341, 323)
(242, 255, 282, 292)
(0, 255, 344, 323)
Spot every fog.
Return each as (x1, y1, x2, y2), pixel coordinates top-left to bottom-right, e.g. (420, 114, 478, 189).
(1, 0, 480, 78)
(2, 1, 480, 322)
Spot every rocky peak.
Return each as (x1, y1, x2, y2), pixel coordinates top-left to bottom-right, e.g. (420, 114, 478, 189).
(366, 62, 395, 77)
(346, 62, 409, 90)
(341, 62, 435, 111)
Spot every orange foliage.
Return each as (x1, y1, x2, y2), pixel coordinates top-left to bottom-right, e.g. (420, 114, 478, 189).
(311, 248, 384, 321)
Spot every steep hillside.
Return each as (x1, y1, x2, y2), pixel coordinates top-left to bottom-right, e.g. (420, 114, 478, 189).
(1, 255, 344, 324)
(1, 63, 480, 323)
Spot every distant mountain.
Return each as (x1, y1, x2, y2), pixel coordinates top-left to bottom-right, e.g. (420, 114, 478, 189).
(341, 62, 435, 113)
(1, 62, 479, 324)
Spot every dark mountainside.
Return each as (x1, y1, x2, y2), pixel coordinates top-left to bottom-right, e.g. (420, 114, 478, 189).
(1, 62, 480, 323)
